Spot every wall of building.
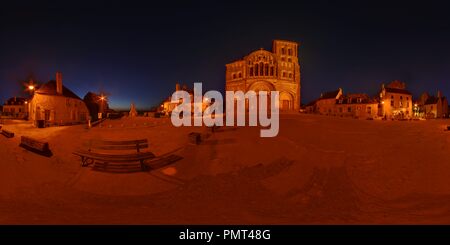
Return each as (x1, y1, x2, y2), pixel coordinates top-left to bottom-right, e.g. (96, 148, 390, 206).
(225, 40, 301, 111)
(2, 104, 28, 118)
(316, 99, 337, 115)
(29, 94, 89, 126)
(442, 98, 449, 118)
(380, 92, 413, 119)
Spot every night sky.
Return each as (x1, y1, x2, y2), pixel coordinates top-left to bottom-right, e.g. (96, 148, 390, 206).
(1, 0, 450, 110)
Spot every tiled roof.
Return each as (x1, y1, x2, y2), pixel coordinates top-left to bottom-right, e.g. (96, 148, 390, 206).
(425, 96, 439, 105)
(35, 80, 82, 100)
(320, 90, 341, 99)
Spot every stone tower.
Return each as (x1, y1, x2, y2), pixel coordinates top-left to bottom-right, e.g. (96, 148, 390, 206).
(225, 40, 301, 111)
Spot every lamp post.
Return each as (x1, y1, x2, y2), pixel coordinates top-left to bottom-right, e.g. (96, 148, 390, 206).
(98, 94, 107, 119)
(25, 82, 36, 121)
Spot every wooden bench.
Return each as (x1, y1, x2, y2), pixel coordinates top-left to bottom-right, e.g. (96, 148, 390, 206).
(73, 139, 155, 173)
(20, 136, 52, 157)
(1, 129, 14, 138)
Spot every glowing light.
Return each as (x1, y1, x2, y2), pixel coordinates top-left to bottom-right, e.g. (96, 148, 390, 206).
(28, 85, 35, 91)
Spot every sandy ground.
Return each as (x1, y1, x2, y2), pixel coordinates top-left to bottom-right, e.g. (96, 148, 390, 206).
(1, 114, 450, 224)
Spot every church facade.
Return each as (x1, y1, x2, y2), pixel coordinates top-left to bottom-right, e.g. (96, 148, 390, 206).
(225, 40, 301, 111)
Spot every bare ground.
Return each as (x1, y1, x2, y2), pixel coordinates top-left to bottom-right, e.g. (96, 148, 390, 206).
(1, 114, 450, 224)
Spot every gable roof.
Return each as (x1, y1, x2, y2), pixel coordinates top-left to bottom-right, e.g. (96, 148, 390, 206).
(425, 96, 440, 105)
(320, 90, 341, 99)
(35, 80, 82, 100)
(337, 94, 377, 104)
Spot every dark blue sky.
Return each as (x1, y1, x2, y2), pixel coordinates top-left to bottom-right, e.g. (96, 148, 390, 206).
(1, 0, 450, 110)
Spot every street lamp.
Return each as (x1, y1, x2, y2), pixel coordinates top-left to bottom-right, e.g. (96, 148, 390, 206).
(97, 94, 108, 119)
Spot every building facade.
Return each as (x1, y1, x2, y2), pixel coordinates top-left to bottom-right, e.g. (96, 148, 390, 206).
(29, 72, 89, 127)
(315, 88, 343, 115)
(334, 94, 379, 119)
(225, 40, 301, 111)
(311, 88, 378, 119)
(416, 91, 448, 118)
(160, 83, 208, 116)
(378, 81, 413, 119)
(2, 97, 29, 119)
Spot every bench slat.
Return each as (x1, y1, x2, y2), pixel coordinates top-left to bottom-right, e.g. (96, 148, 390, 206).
(73, 138, 154, 172)
(92, 167, 143, 173)
(73, 150, 155, 162)
(1, 130, 14, 138)
(90, 139, 147, 146)
(21, 136, 49, 151)
(91, 144, 149, 151)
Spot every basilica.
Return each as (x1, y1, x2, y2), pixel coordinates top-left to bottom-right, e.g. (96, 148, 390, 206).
(225, 40, 301, 111)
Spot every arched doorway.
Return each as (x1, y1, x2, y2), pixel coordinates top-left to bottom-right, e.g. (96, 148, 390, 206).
(279, 91, 294, 111)
(248, 81, 275, 111)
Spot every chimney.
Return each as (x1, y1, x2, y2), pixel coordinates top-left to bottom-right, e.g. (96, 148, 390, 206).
(175, 83, 180, 91)
(56, 72, 63, 95)
(437, 90, 442, 99)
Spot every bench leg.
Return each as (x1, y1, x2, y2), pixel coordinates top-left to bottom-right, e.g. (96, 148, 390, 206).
(140, 160, 147, 171)
(81, 157, 94, 167)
